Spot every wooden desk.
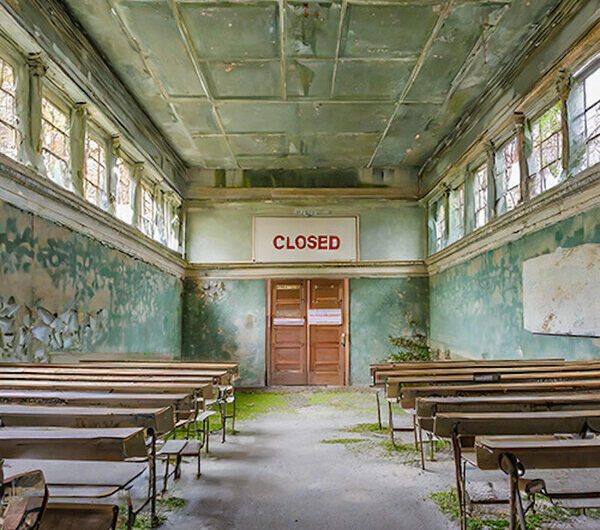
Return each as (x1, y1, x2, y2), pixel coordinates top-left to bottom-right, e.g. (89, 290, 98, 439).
(0, 427, 147, 460)
(0, 404, 175, 434)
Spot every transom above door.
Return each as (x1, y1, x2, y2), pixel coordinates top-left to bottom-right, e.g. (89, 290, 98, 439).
(268, 279, 348, 386)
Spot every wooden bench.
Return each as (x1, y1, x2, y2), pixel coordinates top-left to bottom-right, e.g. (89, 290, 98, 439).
(431, 411, 600, 530)
(476, 436, 600, 530)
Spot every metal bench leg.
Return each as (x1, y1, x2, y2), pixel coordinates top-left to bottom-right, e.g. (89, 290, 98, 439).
(231, 396, 237, 433)
(197, 447, 202, 478)
(162, 458, 170, 494)
(205, 418, 210, 454)
(418, 423, 426, 470)
(150, 431, 158, 527)
(376, 391, 382, 430)
(451, 432, 467, 530)
(412, 414, 418, 450)
(175, 455, 182, 480)
(221, 401, 227, 443)
(387, 400, 396, 447)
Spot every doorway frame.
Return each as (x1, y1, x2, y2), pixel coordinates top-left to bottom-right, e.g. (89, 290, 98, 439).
(265, 278, 350, 386)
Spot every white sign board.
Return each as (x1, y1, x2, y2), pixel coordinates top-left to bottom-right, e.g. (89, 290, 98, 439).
(253, 217, 358, 263)
(523, 244, 600, 337)
(308, 309, 342, 326)
(273, 317, 305, 326)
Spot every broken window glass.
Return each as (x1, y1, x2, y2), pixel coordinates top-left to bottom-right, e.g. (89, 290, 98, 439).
(495, 136, 520, 214)
(115, 157, 133, 224)
(448, 185, 465, 244)
(84, 131, 108, 209)
(141, 184, 155, 238)
(434, 199, 446, 252)
(0, 56, 17, 160)
(584, 67, 600, 168)
(528, 102, 562, 198)
(42, 97, 71, 188)
(473, 163, 488, 229)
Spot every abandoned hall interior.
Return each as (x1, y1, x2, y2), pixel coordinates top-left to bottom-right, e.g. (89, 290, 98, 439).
(0, 1, 600, 529)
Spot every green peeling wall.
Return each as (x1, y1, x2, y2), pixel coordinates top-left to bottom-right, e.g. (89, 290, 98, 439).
(430, 207, 600, 360)
(182, 279, 266, 386)
(0, 199, 182, 361)
(350, 277, 429, 385)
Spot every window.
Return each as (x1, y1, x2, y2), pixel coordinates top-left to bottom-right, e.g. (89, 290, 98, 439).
(528, 103, 562, 197)
(434, 199, 446, 252)
(115, 157, 133, 223)
(583, 66, 600, 167)
(0, 56, 17, 159)
(140, 184, 155, 237)
(42, 97, 71, 188)
(154, 191, 166, 244)
(167, 203, 181, 252)
(84, 131, 108, 209)
(495, 136, 520, 213)
(448, 185, 464, 244)
(473, 163, 488, 229)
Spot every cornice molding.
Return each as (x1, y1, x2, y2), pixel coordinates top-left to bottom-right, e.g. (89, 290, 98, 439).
(185, 260, 428, 280)
(0, 156, 186, 278)
(426, 167, 600, 275)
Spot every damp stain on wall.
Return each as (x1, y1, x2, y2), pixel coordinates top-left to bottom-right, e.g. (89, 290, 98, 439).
(429, 207, 600, 360)
(182, 278, 266, 386)
(349, 277, 429, 385)
(0, 199, 182, 360)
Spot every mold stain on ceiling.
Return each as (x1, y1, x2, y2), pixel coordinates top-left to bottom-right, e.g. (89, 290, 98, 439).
(61, 0, 565, 171)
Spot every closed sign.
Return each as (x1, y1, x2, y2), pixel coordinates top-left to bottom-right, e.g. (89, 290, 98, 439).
(253, 217, 358, 263)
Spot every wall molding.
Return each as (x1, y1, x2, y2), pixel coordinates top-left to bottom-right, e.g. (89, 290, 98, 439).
(0, 156, 186, 278)
(427, 167, 600, 275)
(185, 260, 428, 280)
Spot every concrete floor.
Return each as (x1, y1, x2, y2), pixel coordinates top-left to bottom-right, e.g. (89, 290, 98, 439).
(161, 389, 455, 530)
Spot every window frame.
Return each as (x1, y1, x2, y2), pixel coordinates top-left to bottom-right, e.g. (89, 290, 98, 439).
(140, 181, 156, 238)
(494, 134, 521, 213)
(114, 152, 135, 224)
(527, 101, 563, 198)
(0, 53, 19, 160)
(582, 63, 600, 168)
(473, 162, 488, 229)
(83, 123, 109, 209)
(41, 90, 72, 189)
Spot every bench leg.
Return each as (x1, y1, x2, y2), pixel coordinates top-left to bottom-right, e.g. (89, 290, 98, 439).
(175, 455, 182, 480)
(150, 432, 158, 527)
(387, 400, 396, 447)
(205, 418, 210, 454)
(162, 458, 170, 494)
(197, 447, 202, 478)
(412, 414, 418, 450)
(418, 423, 426, 471)
(110, 506, 119, 530)
(376, 391, 382, 430)
(221, 401, 227, 444)
(451, 433, 467, 530)
(231, 396, 237, 433)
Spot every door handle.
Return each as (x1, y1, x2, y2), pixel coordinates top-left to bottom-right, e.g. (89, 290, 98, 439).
(341, 332, 346, 347)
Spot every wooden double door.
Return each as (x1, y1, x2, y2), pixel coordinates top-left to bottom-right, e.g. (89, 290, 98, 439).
(268, 279, 348, 386)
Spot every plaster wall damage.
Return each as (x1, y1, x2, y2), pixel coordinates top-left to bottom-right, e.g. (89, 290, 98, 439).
(0, 199, 182, 361)
(429, 206, 600, 360)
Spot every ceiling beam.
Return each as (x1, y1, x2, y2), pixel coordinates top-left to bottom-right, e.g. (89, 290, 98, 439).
(367, 0, 455, 167)
(329, 0, 348, 99)
(167, 0, 240, 168)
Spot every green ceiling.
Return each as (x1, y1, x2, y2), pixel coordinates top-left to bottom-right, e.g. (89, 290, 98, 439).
(62, 0, 564, 171)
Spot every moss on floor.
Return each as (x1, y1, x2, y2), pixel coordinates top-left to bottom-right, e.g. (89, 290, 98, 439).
(431, 488, 578, 530)
(321, 437, 366, 444)
(116, 496, 186, 530)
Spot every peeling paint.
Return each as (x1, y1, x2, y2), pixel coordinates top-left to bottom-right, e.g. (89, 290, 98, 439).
(0, 199, 182, 360)
(430, 207, 600, 360)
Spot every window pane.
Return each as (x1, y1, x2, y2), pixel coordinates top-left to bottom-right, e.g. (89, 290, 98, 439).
(42, 98, 71, 188)
(588, 135, 600, 167)
(0, 57, 17, 159)
(585, 67, 600, 109)
(84, 132, 107, 209)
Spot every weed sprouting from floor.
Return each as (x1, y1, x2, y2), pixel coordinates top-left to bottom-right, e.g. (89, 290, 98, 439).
(159, 496, 186, 511)
(431, 488, 576, 530)
(321, 437, 366, 444)
(116, 496, 186, 529)
(344, 422, 388, 434)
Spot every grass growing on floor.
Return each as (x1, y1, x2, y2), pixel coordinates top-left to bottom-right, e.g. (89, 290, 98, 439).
(344, 422, 388, 434)
(321, 437, 366, 444)
(431, 488, 574, 530)
(307, 390, 373, 410)
(116, 496, 186, 530)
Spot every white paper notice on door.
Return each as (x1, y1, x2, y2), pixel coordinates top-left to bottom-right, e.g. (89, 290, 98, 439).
(273, 317, 305, 326)
(308, 309, 342, 325)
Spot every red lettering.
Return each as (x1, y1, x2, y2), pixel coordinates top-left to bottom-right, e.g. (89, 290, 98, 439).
(318, 235, 327, 250)
(285, 236, 293, 250)
(295, 235, 306, 250)
(273, 235, 285, 250)
(307, 235, 317, 249)
(330, 235, 340, 250)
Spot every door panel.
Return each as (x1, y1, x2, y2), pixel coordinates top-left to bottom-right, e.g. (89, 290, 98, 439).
(270, 281, 307, 385)
(308, 280, 345, 385)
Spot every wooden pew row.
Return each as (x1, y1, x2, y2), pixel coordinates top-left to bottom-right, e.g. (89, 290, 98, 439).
(373, 361, 600, 385)
(475, 436, 600, 529)
(74, 359, 239, 375)
(428, 410, 600, 530)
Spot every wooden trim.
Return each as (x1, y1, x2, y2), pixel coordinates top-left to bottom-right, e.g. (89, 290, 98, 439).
(344, 278, 350, 387)
(265, 279, 272, 387)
